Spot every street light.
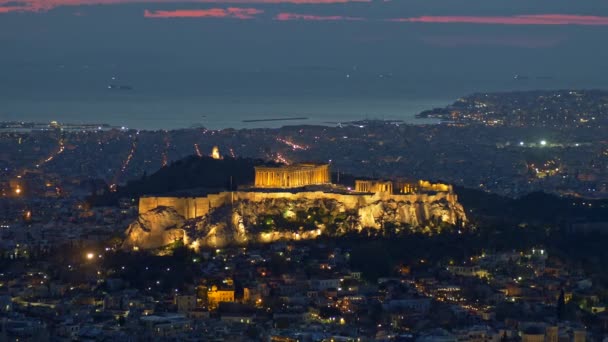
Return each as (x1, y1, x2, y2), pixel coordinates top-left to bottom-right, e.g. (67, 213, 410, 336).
(86, 252, 95, 260)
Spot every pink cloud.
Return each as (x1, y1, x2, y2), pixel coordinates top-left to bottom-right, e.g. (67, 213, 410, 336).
(389, 14, 608, 26)
(0, 6, 27, 13)
(144, 7, 263, 19)
(275, 12, 364, 21)
(0, 0, 370, 13)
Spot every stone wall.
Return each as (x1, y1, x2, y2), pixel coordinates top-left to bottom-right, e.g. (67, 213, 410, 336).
(139, 190, 465, 226)
(129, 189, 467, 250)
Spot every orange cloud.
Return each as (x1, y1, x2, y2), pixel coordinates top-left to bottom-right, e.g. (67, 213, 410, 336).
(389, 14, 608, 26)
(144, 7, 263, 19)
(275, 12, 364, 21)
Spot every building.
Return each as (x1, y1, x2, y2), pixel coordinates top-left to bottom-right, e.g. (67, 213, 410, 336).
(355, 179, 453, 195)
(355, 180, 393, 194)
(521, 326, 545, 342)
(207, 285, 235, 310)
(254, 163, 330, 188)
(455, 326, 501, 342)
(139, 314, 192, 339)
(447, 266, 489, 278)
(174, 295, 197, 313)
(211, 146, 221, 160)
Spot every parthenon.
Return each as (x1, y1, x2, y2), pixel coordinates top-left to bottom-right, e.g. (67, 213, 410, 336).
(254, 163, 330, 188)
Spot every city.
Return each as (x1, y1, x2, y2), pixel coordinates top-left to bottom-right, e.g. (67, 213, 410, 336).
(2, 0, 608, 340)
(0, 94, 607, 339)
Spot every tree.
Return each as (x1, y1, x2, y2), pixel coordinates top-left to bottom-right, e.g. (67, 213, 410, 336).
(557, 288, 565, 321)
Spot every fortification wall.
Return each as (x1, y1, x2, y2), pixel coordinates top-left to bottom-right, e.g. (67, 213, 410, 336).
(140, 191, 462, 222)
(139, 196, 213, 219)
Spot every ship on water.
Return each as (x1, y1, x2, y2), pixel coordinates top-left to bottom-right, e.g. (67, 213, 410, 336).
(107, 75, 134, 90)
(107, 84, 133, 90)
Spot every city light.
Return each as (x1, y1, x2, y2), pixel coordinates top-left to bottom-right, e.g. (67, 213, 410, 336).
(14, 188, 21, 195)
(540, 140, 547, 146)
(86, 252, 95, 260)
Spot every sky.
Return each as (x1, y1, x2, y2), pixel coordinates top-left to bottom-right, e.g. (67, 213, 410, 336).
(1, 0, 608, 128)
(2, 0, 608, 73)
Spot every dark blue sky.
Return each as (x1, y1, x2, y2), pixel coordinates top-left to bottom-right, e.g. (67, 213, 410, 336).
(1, 0, 608, 74)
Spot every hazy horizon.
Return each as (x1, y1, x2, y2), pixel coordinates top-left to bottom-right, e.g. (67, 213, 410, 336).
(2, 0, 608, 128)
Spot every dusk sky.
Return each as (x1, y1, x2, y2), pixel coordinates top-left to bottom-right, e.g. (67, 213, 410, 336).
(2, 0, 608, 73)
(3, 0, 608, 128)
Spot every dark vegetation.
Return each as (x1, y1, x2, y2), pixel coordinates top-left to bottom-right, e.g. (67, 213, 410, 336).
(455, 185, 608, 225)
(89, 156, 280, 206)
(341, 225, 608, 292)
(90, 155, 608, 229)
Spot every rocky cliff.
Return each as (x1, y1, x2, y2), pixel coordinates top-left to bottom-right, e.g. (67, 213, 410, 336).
(123, 207, 189, 250)
(123, 194, 467, 250)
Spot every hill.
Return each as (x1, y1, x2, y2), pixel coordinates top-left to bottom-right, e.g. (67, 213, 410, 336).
(455, 186, 608, 226)
(90, 156, 280, 206)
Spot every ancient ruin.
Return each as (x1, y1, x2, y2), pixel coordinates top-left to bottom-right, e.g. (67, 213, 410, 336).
(254, 163, 330, 188)
(124, 163, 467, 250)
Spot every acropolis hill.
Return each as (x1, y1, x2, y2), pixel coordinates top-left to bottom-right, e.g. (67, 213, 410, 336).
(124, 162, 467, 250)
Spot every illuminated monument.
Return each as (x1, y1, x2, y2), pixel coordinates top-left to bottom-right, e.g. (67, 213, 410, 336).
(254, 163, 330, 188)
(137, 162, 464, 223)
(126, 159, 467, 250)
(211, 146, 221, 160)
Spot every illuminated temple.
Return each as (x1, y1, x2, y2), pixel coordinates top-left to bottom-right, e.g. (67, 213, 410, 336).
(135, 161, 465, 233)
(254, 163, 330, 188)
(129, 161, 467, 250)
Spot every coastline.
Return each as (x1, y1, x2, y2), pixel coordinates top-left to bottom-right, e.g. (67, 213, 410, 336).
(0, 96, 447, 130)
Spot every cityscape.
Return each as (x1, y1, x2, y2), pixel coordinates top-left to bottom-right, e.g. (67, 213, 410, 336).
(2, 0, 608, 341)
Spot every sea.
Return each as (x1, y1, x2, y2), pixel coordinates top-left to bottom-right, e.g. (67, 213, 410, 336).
(2, 67, 608, 130)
